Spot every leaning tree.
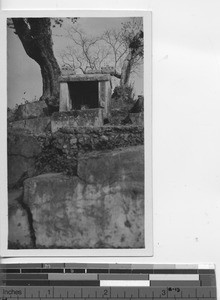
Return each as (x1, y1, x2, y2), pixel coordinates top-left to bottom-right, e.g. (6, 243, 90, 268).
(119, 28, 143, 88)
(10, 18, 77, 110)
(102, 17, 144, 89)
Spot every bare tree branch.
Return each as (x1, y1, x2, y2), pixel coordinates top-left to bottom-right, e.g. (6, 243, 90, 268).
(59, 17, 143, 87)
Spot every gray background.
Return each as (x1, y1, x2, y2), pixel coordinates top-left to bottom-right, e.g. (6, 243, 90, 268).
(1, 0, 220, 295)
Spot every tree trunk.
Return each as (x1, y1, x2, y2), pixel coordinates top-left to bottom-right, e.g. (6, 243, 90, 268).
(120, 50, 133, 88)
(12, 18, 61, 108)
(120, 30, 143, 89)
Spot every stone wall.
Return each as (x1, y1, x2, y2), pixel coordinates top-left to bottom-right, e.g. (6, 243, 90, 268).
(8, 125, 144, 188)
(35, 126, 144, 176)
(7, 100, 145, 249)
(51, 125, 144, 153)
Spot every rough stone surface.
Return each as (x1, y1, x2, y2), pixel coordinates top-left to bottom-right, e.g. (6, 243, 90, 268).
(52, 126, 143, 153)
(23, 146, 144, 249)
(78, 145, 144, 185)
(8, 130, 42, 157)
(7, 125, 143, 187)
(9, 117, 51, 135)
(7, 108, 17, 122)
(85, 69, 102, 74)
(8, 156, 36, 188)
(8, 189, 32, 248)
(35, 126, 143, 176)
(8, 129, 42, 187)
(15, 100, 47, 120)
(51, 109, 103, 132)
(129, 113, 144, 126)
(99, 81, 110, 118)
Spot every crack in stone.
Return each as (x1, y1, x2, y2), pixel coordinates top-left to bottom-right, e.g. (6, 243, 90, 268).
(9, 171, 30, 190)
(16, 190, 36, 248)
(75, 173, 89, 185)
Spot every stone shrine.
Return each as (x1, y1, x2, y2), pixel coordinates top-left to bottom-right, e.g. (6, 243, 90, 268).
(59, 74, 112, 120)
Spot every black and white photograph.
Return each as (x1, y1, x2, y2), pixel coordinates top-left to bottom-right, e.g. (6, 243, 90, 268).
(3, 11, 152, 256)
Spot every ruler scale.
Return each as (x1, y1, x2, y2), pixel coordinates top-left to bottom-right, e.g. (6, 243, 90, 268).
(0, 263, 217, 299)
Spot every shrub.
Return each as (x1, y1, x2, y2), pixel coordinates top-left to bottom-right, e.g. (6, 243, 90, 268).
(112, 85, 135, 103)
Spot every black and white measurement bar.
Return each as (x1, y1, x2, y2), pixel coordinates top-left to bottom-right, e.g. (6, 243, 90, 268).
(0, 263, 217, 299)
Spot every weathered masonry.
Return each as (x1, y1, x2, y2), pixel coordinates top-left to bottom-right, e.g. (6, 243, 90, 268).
(59, 74, 112, 119)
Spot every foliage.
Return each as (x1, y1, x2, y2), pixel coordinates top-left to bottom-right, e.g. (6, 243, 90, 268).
(102, 17, 144, 73)
(7, 17, 78, 31)
(110, 85, 135, 125)
(35, 139, 77, 176)
(121, 17, 143, 51)
(112, 85, 135, 103)
(52, 18, 78, 28)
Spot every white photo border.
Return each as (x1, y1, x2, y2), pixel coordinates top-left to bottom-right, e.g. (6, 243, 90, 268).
(0, 9, 152, 257)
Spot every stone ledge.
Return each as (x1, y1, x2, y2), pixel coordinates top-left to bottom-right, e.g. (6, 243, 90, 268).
(14, 100, 47, 120)
(59, 74, 111, 82)
(51, 109, 104, 133)
(9, 116, 51, 135)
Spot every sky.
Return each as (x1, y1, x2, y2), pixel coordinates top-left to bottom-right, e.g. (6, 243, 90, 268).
(7, 17, 144, 108)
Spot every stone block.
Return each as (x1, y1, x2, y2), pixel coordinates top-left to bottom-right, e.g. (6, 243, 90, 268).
(78, 145, 144, 185)
(59, 82, 71, 112)
(8, 189, 32, 248)
(23, 146, 144, 249)
(8, 130, 42, 187)
(8, 130, 42, 157)
(8, 156, 36, 188)
(51, 109, 103, 133)
(99, 81, 106, 111)
(59, 74, 111, 82)
(15, 100, 47, 120)
(7, 109, 17, 122)
(85, 69, 101, 74)
(9, 116, 51, 135)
